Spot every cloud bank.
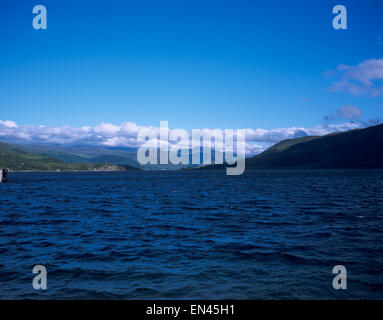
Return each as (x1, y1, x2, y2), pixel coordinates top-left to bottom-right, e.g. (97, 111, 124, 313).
(0, 119, 370, 156)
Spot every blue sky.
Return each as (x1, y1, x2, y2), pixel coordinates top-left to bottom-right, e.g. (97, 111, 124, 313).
(1, 0, 383, 134)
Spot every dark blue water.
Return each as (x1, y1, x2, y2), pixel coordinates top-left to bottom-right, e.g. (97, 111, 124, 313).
(1, 170, 383, 299)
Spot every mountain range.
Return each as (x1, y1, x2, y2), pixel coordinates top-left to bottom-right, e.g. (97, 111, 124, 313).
(1, 123, 383, 171)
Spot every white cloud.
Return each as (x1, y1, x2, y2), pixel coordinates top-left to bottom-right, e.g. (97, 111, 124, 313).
(327, 59, 383, 97)
(336, 105, 362, 119)
(0, 120, 18, 128)
(324, 105, 363, 122)
(0, 119, 371, 156)
(93, 122, 120, 137)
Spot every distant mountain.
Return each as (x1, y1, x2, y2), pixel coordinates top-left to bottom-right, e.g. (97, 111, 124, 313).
(16, 144, 217, 170)
(0, 141, 139, 172)
(247, 123, 383, 169)
(18, 144, 139, 167)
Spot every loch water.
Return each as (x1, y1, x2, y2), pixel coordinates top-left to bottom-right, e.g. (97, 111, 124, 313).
(1, 170, 382, 299)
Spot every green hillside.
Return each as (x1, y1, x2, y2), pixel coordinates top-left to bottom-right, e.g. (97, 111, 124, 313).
(247, 124, 383, 169)
(0, 141, 138, 171)
(19, 144, 139, 167)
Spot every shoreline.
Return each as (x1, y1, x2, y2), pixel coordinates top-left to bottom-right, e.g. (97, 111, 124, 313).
(7, 167, 383, 173)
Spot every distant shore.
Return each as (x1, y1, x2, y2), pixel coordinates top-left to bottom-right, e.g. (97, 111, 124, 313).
(6, 165, 141, 173)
